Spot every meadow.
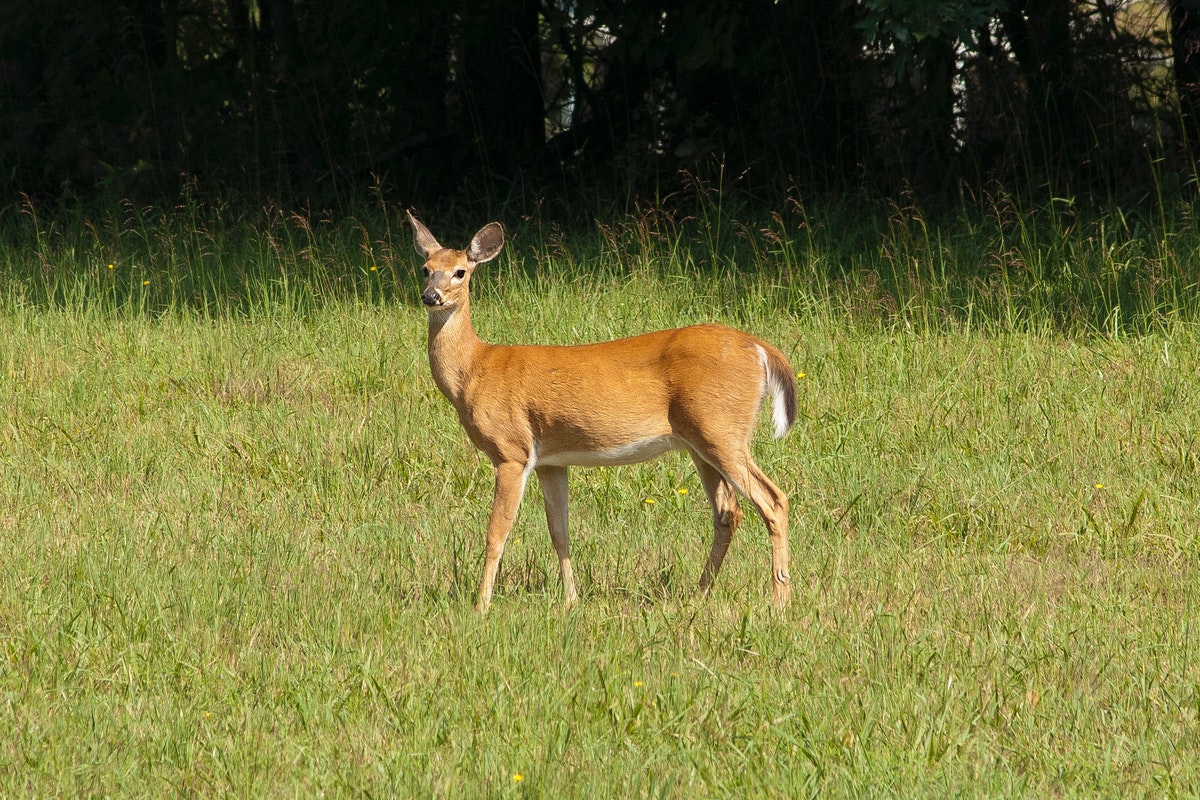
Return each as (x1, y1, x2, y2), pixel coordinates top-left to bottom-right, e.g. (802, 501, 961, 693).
(1, 196, 1199, 797)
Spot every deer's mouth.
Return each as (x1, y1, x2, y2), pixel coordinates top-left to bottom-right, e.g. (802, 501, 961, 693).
(422, 289, 448, 307)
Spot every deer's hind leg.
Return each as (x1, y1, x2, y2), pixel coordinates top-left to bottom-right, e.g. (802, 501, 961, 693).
(691, 453, 744, 596)
(692, 446, 791, 610)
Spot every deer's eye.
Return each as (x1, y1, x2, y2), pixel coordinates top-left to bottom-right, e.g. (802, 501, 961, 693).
(421, 267, 431, 279)
(453, 269, 467, 280)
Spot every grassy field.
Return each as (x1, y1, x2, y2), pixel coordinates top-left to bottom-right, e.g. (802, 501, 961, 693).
(2, 200, 1199, 797)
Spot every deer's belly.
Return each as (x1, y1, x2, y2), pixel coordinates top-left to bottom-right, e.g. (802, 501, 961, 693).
(537, 435, 683, 467)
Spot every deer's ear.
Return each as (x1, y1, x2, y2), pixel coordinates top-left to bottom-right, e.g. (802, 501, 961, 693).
(467, 222, 504, 265)
(407, 211, 442, 258)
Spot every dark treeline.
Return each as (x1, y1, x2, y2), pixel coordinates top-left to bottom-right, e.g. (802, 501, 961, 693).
(1, 0, 1197, 214)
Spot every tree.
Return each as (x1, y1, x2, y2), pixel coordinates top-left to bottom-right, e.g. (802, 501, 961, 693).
(460, 0, 545, 180)
(999, 0, 1079, 183)
(858, 0, 1003, 192)
(0, 0, 1187, 207)
(1171, 0, 1200, 160)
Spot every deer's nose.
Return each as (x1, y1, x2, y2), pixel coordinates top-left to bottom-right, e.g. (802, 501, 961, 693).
(422, 288, 442, 306)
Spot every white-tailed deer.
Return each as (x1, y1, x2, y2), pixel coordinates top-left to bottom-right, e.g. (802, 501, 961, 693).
(408, 211, 797, 611)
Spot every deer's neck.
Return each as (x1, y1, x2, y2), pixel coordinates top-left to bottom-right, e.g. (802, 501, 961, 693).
(427, 302, 484, 403)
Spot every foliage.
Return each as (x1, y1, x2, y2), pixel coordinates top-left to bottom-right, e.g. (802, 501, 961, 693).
(859, 0, 1002, 63)
(0, 0, 1189, 208)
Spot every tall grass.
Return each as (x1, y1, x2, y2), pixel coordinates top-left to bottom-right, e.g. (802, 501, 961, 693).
(4, 188, 1198, 331)
(2, 193, 1199, 796)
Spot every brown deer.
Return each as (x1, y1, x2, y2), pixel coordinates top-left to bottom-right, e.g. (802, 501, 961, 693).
(409, 211, 797, 611)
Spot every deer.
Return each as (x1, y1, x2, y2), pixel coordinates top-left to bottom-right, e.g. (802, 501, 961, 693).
(408, 211, 797, 612)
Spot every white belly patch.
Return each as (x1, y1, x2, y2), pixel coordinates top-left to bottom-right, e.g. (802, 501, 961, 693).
(538, 435, 682, 467)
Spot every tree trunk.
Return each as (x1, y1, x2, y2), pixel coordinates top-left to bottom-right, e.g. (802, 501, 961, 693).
(910, 34, 958, 195)
(1000, 0, 1077, 182)
(460, 0, 544, 171)
(1171, 0, 1200, 160)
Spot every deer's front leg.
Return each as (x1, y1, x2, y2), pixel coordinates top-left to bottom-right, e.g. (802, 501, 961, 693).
(476, 461, 529, 612)
(536, 465, 577, 607)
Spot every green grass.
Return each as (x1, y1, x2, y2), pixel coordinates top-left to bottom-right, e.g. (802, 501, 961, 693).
(2, 200, 1199, 796)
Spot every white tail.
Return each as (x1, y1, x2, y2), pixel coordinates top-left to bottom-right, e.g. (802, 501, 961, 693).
(409, 211, 798, 611)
